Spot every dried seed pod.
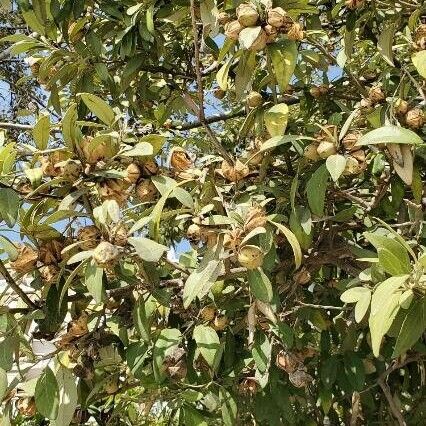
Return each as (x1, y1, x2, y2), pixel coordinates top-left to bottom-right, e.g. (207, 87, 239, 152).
(221, 159, 249, 182)
(405, 108, 424, 129)
(110, 223, 128, 246)
(236, 3, 259, 27)
(238, 245, 264, 269)
(246, 91, 263, 108)
(68, 312, 89, 337)
(40, 150, 69, 177)
(224, 228, 244, 252)
(264, 24, 278, 44)
(99, 179, 128, 206)
(60, 159, 82, 181)
(341, 132, 361, 151)
(238, 378, 259, 395)
(294, 267, 311, 285)
(10, 245, 38, 274)
(164, 347, 187, 380)
(415, 24, 426, 49)
(40, 264, 60, 284)
(125, 163, 141, 184)
(244, 206, 267, 232)
(135, 179, 158, 202)
(213, 315, 228, 331)
(224, 20, 244, 40)
(316, 141, 337, 159)
(80, 136, 108, 164)
(170, 147, 192, 171)
(217, 11, 230, 25)
(309, 86, 322, 98)
(345, 0, 364, 8)
(394, 98, 409, 115)
(304, 143, 321, 161)
(267, 7, 287, 28)
(343, 156, 362, 176)
(247, 28, 267, 51)
(213, 87, 226, 99)
(368, 86, 385, 104)
(200, 306, 216, 321)
(77, 225, 101, 250)
(39, 239, 64, 265)
(287, 23, 304, 41)
(141, 159, 159, 176)
(351, 149, 365, 163)
(16, 397, 37, 417)
(288, 369, 313, 388)
(276, 350, 300, 374)
(104, 375, 119, 394)
(186, 223, 206, 243)
(93, 241, 120, 267)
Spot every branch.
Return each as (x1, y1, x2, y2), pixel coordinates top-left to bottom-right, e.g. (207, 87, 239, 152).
(0, 259, 38, 309)
(378, 378, 406, 426)
(0, 122, 33, 130)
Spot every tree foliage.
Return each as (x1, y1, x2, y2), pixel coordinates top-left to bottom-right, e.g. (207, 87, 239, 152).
(0, 0, 425, 424)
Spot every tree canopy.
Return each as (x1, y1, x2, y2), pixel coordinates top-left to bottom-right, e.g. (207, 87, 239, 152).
(0, 0, 425, 424)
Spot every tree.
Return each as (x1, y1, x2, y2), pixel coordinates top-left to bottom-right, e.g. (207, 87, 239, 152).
(0, 0, 424, 424)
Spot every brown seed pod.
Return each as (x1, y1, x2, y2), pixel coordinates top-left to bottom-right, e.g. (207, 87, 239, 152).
(224, 228, 244, 253)
(415, 24, 426, 49)
(104, 375, 119, 394)
(238, 378, 259, 396)
(141, 159, 159, 176)
(368, 86, 385, 104)
(304, 143, 321, 161)
(170, 148, 192, 171)
(247, 28, 267, 51)
(200, 306, 216, 321)
(343, 156, 362, 176)
(135, 179, 158, 202)
(60, 159, 82, 181)
(394, 98, 409, 115)
(77, 225, 101, 250)
(294, 267, 311, 285)
(345, 0, 364, 9)
(238, 245, 264, 269)
(244, 206, 267, 232)
(93, 241, 120, 267)
(317, 141, 337, 159)
(276, 350, 300, 374)
(16, 397, 37, 417)
(288, 369, 313, 388)
(309, 86, 322, 98)
(267, 7, 287, 28)
(110, 223, 128, 246)
(80, 136, 107, 165)
(40, 150, 69, 177)
(351, 149, 365, 163)
(186, 223, 206, 243)
(10, 245, 38, 274)
(224, 20, 244, 40)
(68, 312, 89, 337)
(236, 3, 259, 27)
(39, 239, 64, 265)
(40, 264, 60, 284)
(217, 11, 230, 26)
(341, 132, 361, 151)
(264, 24, 278, 44)
(246, 91, 263, 108)
(125, 163, 141, 184)
(405, 108, 424, 129)
(213, 87, 226, 99)
(221, 159, 249, 182)
(213, 315, 228, 331)
(287, 23, 304, 41)
(99, 179, 129, 206)
(164, 347, 187, 380)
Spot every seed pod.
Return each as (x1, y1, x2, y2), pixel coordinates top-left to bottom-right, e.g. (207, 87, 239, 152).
(170, 147, 192, 171)
(309, 86, 322, 99)
(351, 149, 365, 163)
(343, 156, 362, 175)
(415, 24, 426, 49)
(141, 159, 159, 176)
(217, 11, 230, 25)
(213, 87, 226, 99)
(238, 378, 259, 395)
(93, 241, 120, 267)
(276, 350, 300, 373)
(267, 7, 287, 28)
(294, 267, 311, 285)
(236, 3, 259, 27)
(317, 141, 337, 159)
(224, 20, 244, 40)
(104, 375, 119, 394)
(125, 163, 141, 184)
(40, 150, 69, 177)
(221, 159, 249, 182)
(223, 228, 244, 252)
(342, 132, 361, 151)
(110, 223, 128, 246)
(304, 143, 321, 161)
(16, 397, 37, 417)
(247, 28, 267, 51)
(136, 179, 158, 202)
(68, 312, 89, 337)
(164, 347, 187, 380)
(405, 108, 424, 129)
(288, 369, 313, 388)
(368, 86, 385, 104)
(187, 223, 207, 243)
(394, 98, 409, 115)
(238, 245, 264, 269)
(264, 24, 278, 44)
(99, 179, 129, 206)
(60, 159, 82, 181)
(246, 91, 263, 108)
(10, 245, 38, 274)
(77, 225, 101, 250)
(244, 206, 267, 232)
(200, 306, 216, 321)
(287, 23, 304, 41)
(40, 264, 60, 284)
(213, 315, 228, 331)
(345, 0, 364, 8)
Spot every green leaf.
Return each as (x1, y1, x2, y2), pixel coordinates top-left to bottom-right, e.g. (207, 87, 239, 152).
(264, 103, 289, 137)
(341, 287, 371, 303)
(247, 268, 273, 302)
(412, 50, 426, 79)
(369, 276, 407, 356)
(326, 154, 346, 182)
(134, 295, 157, 342)
(0, 368, 7, 402)
(0, 235, 18, 261)
(355, 126, 423, 147)
(235, 50, 256, 100)
(0, 188, 20, 227)
(344, 352, 365, 391)
(256, 135, 314, 155)
(80, 93, 115, 126)
(267, 40, 297, 93)
(152, 328, 181, 383)
(139, 134, 165, 156)
(252, 332, 271, 373)
(306, 164, 329, 217)
(393, 297, 426, 357)
(377, 24, 396, 66)
(35, 367, 59, 420)
(239, 26, 262, 50)
(85, 260, 105, 304)
(128, 237, 168, 263)
(126, 342, 149, 379)
(378, 248, 411, 276)
(51, 366, 78, 426)
(0, 337, 15, 371)
(354, 291, 371, 323)
(193, 325, 221, 368)
(33, 114, 50, 150)
(270, 221, 302, 269)
(122, 142, 153, 157)
(219, 387, 238, 426)
(217, 57, 232, 91)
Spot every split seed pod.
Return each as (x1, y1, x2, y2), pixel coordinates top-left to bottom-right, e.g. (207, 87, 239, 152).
(221, 159, 249, 182)
(93, 241, 120, 267)
(10, 245, 38, 274)
(236, 3, 259, 27)
(77, 225, 101, 250)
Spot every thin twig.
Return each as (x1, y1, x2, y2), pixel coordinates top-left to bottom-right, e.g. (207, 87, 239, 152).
(378, 378, 406, 426)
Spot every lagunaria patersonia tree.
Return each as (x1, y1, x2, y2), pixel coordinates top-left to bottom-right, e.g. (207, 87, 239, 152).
(0, 0, 425, 424)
